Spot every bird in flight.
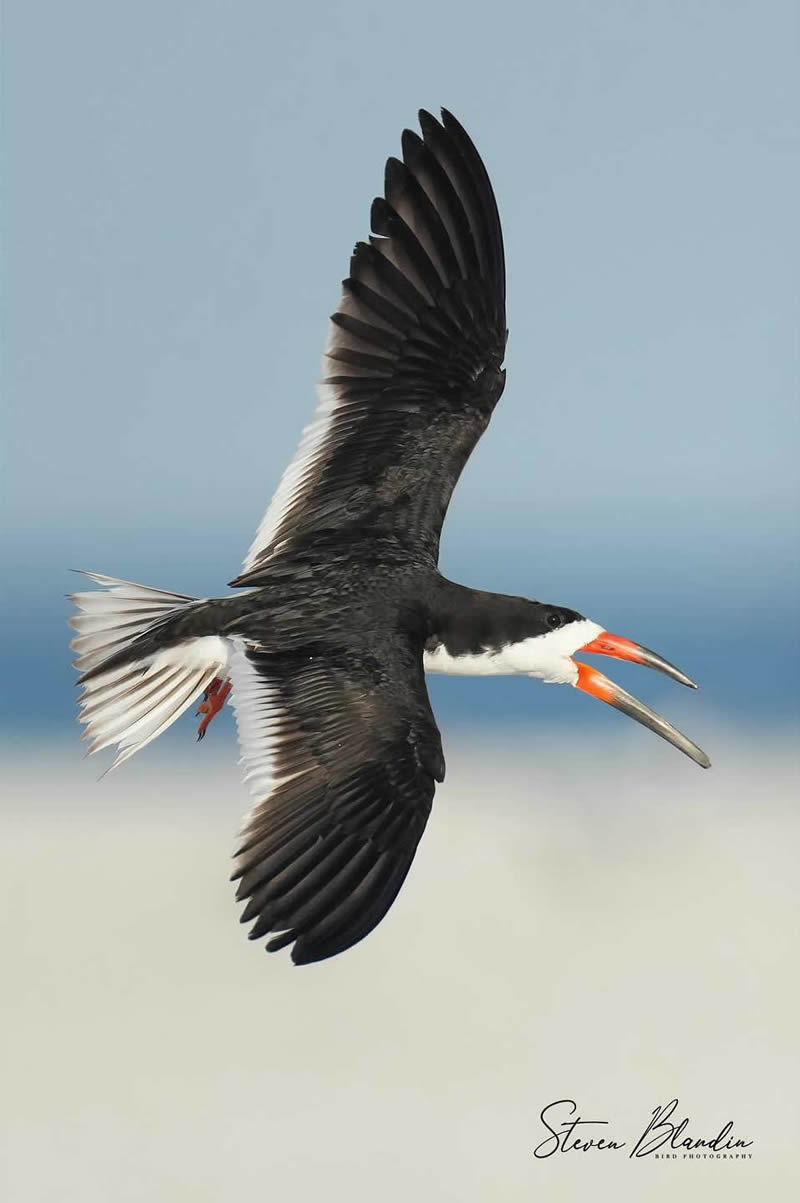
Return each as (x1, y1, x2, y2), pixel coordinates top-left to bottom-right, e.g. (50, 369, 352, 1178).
(70, 109, 709, 965)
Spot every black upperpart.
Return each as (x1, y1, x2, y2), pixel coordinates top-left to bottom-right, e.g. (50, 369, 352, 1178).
(424, 579, 585, 658)
(232, 107, 509, 585)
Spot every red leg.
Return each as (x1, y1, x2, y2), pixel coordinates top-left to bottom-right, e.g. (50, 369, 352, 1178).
(196, 678, 232, 741)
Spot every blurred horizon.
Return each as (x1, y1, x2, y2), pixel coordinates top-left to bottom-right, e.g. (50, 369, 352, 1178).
(3, 1, 799, 1199)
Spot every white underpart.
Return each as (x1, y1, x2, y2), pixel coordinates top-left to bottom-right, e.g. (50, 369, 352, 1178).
(423, 619, 605, 685)
(149, 637, 229, 675)
(70, 573, 230, 772)
(242, 329, 344, 572)
(227, 641, 315, 819)
(69, 572, 198, 673)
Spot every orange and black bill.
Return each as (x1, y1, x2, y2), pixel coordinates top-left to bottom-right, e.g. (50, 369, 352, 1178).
(576, 633, 711, 768)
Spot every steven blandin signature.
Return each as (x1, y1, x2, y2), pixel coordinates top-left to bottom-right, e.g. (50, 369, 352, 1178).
(533, 1099, 754, 1159)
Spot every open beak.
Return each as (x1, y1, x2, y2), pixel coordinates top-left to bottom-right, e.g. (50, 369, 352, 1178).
(575, 632, 710, 768)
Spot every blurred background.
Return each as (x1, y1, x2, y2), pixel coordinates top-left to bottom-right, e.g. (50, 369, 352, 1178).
(3, 1, 798, 1199)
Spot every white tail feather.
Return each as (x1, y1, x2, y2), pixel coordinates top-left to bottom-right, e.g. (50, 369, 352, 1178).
(70, 573, 230, 771)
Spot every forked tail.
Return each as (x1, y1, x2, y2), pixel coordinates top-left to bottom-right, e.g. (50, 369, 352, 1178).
(69, 572, 230, 771)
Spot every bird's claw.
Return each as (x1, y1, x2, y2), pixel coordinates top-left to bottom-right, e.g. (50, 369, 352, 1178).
(196, 678, 231, 741)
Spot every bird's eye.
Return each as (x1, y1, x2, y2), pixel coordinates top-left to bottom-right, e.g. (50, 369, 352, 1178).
(547, 613, 562, 629)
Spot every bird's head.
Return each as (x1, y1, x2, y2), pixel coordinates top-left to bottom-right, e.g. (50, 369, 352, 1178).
(512, 605, 710, 768)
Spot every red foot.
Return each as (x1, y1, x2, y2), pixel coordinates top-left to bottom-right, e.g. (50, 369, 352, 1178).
(196, 678, 231, 741)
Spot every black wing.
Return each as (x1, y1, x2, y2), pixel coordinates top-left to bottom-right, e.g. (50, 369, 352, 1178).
(235, 108, 507, 582)
(228, 634, 445, 964)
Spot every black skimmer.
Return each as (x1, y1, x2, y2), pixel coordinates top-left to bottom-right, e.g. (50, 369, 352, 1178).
(70, 109, 709, 965)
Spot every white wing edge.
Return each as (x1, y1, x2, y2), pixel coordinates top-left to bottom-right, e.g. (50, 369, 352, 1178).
(241, 339, 342, 573)
(227, 641, 315, 822)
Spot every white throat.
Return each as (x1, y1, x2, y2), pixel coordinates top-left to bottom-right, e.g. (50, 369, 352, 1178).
(423, 619, 605, 685)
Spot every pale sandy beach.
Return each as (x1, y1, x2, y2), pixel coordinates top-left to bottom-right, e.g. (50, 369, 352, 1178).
(2, 730, 797, 1201)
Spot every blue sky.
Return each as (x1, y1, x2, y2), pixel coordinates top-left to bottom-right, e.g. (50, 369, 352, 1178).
(3, 0, 799, 738)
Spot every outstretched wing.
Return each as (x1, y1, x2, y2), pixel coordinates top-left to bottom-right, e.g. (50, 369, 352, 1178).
(235, 108, 506, 583)
(228, 635, 445, 964)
